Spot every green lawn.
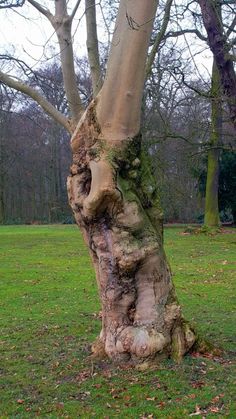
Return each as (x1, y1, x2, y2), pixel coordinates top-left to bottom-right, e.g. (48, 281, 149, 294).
(0, 225, 235, 418)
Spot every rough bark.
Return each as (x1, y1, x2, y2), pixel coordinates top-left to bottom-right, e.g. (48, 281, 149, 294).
(204, 60, 222, 227)
(67, 103, 195, 363)
(199, 0, 236, 130)
(67, 0, 196, 363)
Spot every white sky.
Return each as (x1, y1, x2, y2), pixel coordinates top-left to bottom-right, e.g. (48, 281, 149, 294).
(0, 0, 213, 82)
(0, 0, 89, 69)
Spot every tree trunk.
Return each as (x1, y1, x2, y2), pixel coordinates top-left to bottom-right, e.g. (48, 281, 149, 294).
(204, 148, 220, 226)
(67, 103, 195, 363)
(204, 60, 222, 227)
(67, 0, 196, 363)
(0, 137, 5, 224)
(199, 0, 236, 130)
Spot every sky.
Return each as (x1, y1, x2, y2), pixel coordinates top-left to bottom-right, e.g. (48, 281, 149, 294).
(0, 0, 89, 70)
(0, 0, 213, 82)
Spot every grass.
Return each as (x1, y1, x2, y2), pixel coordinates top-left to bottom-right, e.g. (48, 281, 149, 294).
(0, 224, 235, 418)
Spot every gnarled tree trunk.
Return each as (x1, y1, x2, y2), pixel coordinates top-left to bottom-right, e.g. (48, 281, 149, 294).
(67, 0, 196, 363)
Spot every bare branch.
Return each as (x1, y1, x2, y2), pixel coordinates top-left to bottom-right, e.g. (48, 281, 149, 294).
(53, 0, 84, 123)
(226, 15, 236, 37)
(175, 69, 211, 99)
(85, 0, 102, 96)
(164, 28, 207, 42)
(70, 0, 82, 21)
(27, 0, 53, 21)
(146, 0, 173, 79)
(0, 71, 72, 132)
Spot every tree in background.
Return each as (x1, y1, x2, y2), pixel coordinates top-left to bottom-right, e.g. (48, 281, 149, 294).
(199, 0, 236, 227)
(199, 0, 236, 130)
(219, 151, 236, 224)
(204, 59, 222, 227)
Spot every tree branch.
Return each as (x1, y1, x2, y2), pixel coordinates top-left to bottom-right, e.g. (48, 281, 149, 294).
(70, 0, 82, 21)
(0, 71, 72, 132)
(53, 0, 84, 123)
(85, 0, 103, 96)
(226, 15, 236, 37)
(164, 28, 207, 42)
(176, 70, 211, 99)
(146, 0, 173, 79)
(27, 0, 84, 123)
(27, 0, 53, 21)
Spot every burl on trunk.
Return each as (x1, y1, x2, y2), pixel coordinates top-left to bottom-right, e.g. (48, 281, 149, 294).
(67, 0, 196, 363)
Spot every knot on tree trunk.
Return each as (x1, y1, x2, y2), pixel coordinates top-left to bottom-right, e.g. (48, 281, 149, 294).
(67, 103, 196, 364)
(83, 157, 122, 220)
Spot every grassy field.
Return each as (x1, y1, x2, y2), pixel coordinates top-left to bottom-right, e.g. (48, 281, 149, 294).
(0, 225, 235, 418)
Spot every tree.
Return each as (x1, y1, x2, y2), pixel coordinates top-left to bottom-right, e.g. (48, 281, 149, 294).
(0, 0, 196, 363)
(204, 59, 222, 227)
(197, 0, 236, 227)
(199, 0, 236, 130)
(219, 151, 236, 224)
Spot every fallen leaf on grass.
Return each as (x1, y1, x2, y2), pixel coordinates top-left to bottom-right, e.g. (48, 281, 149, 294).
(209, 406, 220, 413)
(55, 402, 64, 410)
(189, 405, 202, 416)
(17, 399, 24, 404)
(157, 401, 166, 408)
(93, 383, 102, 389)
(191, 381, 205, 389)
(211, 394, 224, 403)
(187, 394, 196, 399)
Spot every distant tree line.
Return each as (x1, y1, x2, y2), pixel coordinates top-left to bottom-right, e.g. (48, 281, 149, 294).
(1, 57, 235, 225)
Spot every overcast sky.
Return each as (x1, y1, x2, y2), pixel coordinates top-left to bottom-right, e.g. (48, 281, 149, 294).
(0, 0, 212, 82)
(0, 0, 91, 69)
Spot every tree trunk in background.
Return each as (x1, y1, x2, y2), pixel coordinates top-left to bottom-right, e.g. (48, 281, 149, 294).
(0, 175, 5, 224)
(199, 0, 236, 130)
(67, 0, 196, 363)
(204, 60, 222, 227)
(0, 136, 5, 224)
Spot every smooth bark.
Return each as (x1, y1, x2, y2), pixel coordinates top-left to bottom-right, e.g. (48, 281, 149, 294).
(28, 0, 84, 125)
(85, 0, 103, 96)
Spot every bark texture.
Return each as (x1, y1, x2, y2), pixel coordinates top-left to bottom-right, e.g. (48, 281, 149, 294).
(67, 101, 196, 363)
(67, 0, 196, 363)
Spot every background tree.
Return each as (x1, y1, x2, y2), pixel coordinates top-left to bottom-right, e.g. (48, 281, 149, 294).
(219, 151, 236, 224)
(199, 0, 236, 130)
